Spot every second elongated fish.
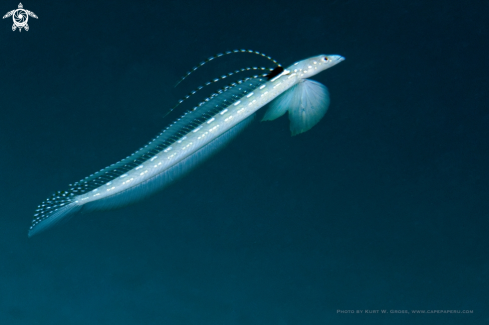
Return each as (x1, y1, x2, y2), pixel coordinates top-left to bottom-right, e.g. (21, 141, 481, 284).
(29, 52, 344, 237)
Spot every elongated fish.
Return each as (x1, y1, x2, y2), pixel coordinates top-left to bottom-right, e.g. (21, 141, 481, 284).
(29, 52, 344, 237)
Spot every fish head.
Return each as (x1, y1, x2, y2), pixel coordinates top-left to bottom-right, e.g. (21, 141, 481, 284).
(290, 54, 344, 79)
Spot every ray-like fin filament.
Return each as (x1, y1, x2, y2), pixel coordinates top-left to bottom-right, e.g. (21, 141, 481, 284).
(174, 49, 281, 87)
(164, 67, 272, 119)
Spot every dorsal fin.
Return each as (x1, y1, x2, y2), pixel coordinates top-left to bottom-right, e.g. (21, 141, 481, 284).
(30, 78, 265, 236)
(175, 49, 281, 87)
(67, 76, 265, 196)
(165, 67, 271, 118)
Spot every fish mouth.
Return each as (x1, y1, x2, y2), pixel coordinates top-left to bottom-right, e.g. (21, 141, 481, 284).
(332, 55, 345, 62)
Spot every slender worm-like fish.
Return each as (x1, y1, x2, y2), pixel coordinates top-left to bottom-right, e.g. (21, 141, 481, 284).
(29, 51, 344, 237)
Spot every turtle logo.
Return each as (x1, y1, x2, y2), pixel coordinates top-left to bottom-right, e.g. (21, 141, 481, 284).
(3, 3, 37, 32)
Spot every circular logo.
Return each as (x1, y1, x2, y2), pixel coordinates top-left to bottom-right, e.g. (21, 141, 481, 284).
(13, 9, 28, 27)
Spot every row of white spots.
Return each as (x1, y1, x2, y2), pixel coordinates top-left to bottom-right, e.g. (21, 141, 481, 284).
(198, 131, 209, 140)
(183, 142, 193, 150)
(71, 78, 275, 204)
(122, 178, 134, 185)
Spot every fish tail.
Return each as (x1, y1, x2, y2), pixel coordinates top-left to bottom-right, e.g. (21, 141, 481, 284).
(28, 200, 83, 237)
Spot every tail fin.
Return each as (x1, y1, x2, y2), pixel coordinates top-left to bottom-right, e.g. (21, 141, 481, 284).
(28, 201, 83, 237)
(262, 79, 330, 136)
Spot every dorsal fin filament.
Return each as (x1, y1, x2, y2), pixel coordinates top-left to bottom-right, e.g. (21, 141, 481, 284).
(169, 66, 272, 116)
(175, 49, 281, 87)
(163, 75, 265, 119)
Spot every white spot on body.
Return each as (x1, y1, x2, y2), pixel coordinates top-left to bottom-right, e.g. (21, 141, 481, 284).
(198, 132, 209, 140)
(183, 142, 193, 150)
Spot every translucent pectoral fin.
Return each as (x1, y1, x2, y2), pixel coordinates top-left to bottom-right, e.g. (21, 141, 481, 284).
(263, 79, 330, 135)
(289, 79, 330, 135)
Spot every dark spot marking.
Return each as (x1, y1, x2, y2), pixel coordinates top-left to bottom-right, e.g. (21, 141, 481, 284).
(266, 66, 284, 80)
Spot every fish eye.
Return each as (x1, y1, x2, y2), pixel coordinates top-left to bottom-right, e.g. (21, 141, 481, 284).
(322, 57, 329, 61)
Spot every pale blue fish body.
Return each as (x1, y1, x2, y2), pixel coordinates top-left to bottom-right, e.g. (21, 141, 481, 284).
(29, 54, 344, 237)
